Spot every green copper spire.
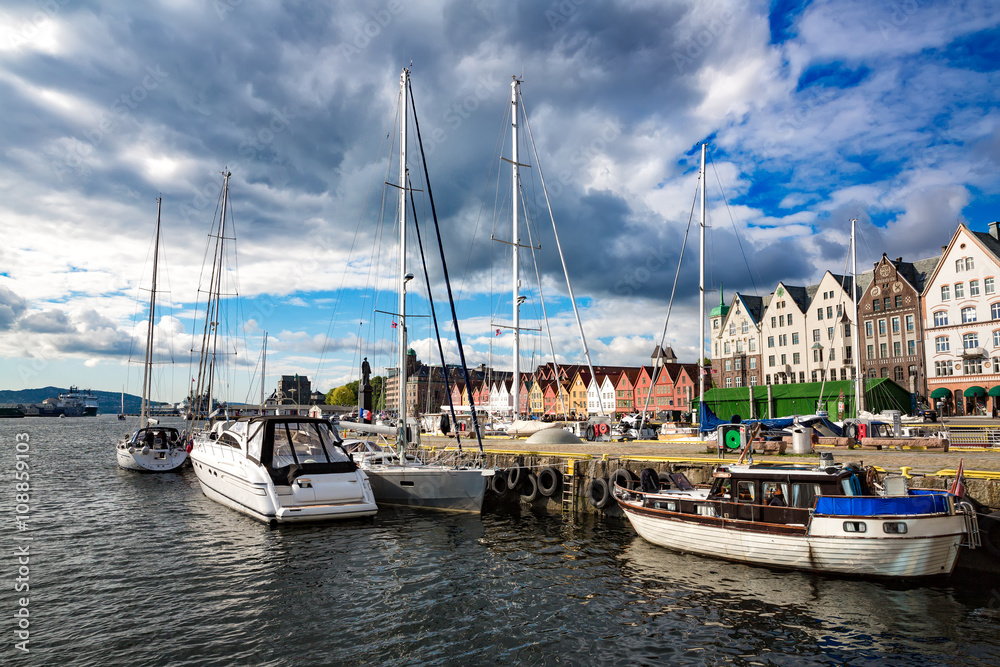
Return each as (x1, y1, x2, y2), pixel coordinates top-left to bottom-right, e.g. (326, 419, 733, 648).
(709, 283, 729, 318)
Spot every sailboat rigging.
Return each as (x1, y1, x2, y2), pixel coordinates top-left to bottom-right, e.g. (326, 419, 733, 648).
(116, 197, 188, 472)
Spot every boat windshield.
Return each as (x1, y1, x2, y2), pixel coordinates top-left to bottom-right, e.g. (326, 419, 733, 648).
(272, 421, 351, 468)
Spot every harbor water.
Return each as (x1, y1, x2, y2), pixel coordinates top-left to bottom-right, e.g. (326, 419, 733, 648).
(2, 417, 1000, 666)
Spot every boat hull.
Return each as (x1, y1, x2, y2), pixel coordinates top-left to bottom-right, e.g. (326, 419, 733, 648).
(619, 501, 965, 578)
(190, 444, 377, 524)
(364, 466, 488, 513)
(116, 442, 188, 473)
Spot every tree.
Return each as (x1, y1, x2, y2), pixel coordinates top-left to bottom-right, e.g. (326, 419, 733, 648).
(328, 385, 357, 407)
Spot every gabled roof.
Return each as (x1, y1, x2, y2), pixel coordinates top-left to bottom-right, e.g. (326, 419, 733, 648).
(922, 223, 1000, 295)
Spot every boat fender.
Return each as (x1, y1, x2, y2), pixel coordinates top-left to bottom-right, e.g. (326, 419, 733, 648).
(609, 468, 638, 491)
(506, 466, 525, 492)
(585, 425, 595, 441)
(460, 422, 466, 432)
(128, 446, 135, 454)
(640, 468, 660, 493)
(587, 478, 612, 509)
(845, 423, 858, 440)
(186, 442, 193, 453)
(537, 467, 562, 497)
(141, 446, 150, 455)
(519, 472, 540, 503)
(490, 470, 508, 496)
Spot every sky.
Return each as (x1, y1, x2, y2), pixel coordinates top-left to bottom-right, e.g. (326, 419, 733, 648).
(1, 0, 999, 404)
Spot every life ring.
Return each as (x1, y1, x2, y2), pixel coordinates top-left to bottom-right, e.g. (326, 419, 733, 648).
(519, 472, 540, 503)
(599, 423, 610, 436)
(506, 466, 526, 492)
(609, 468, 638, 491)
(845, 423, 858, 440)
(537, 467, 562, 497)
(490, 470, 508, 496)
(585, 425, 595, 441)
(587, 478, 613, 509)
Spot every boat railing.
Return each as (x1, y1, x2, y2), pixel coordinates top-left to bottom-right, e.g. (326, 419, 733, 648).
(957, 501, 982, 549)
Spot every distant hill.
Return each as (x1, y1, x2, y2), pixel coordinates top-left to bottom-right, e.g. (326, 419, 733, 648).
(0, 387, 169, 414)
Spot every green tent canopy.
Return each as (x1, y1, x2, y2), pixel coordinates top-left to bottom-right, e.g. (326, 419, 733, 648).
(988, 386, 1000, 397)
(964, 385, 987, 397)
(931, 387, 952, 399)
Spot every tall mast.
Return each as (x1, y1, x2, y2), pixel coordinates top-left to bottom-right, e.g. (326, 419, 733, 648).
(698, 143, 707, 427)
(259, 331, 268, 411)
(398, 67, 409, 455)
(206, 170, 230, 414)
(851, 218, 864, 416)
(140, 196, 162, 423)
(511, 76, 521, 419)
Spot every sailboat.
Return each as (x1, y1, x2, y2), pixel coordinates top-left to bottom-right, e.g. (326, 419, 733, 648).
(117, 389, 126, 420)
(341, 67, 492, 512)
(186, 171, 377, 523)
(116, 197, 188, 472)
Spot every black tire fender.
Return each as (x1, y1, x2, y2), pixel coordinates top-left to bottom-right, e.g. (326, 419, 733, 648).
(537, 467, 562, 497)
(519, 472, 540, 503)
(490, 470, 508, 496)
(609, 468, 638, 491)
(587, 477, 612, 509)
(506, 466, 525, 492)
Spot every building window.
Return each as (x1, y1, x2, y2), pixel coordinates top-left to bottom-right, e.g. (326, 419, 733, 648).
(813, 329, 821, 342)
(865, 321, 873, 337)
(986, 277, 995, 295)
(830, 348, 836, 361)
(735, 358, 742, 370)
(771, 316, 777, 328)
(892, 317, 900, 333)
(845, 346, 852, 361)
(994, 330, 1000, 347)
(867, 344, 874, 359)
(750, 357, 757, 369)
(884, 297, 891, 310)
(873, 299, 880, 311)
(765, 374, 771, 384)
(878, 319, 886, 335)
(956, 258, 964, 272)
(905, 315, 914, 332)
(837, 304, 843, 317)
(792, 332, 800, 345)
(779, 315, 785, 327)
(724, 342, 731, 354)
(992, 303, 1000, 320)
(941, 285, 951, 301)
(742, 321, 748, 333)
(729, 323, 736, 335)
(813, 349, 823, 362)
(894, 366, 904, 382)
(964, 358, 984, 375)
(966, 257, 975, 271)
(779, 334, 787, 346)
(736, 340, 743, 353)
(749, 375, 758, 386)
(792, 352, 800, 365)
(767, 336, 774, 348)
(725, 360, 732, 371)
(964, 333, 979, 349)
(768, 355, 775, 367)
(713, 319, 719, 329)
(780, 354, 787, 365)
(955, 283, 965, 299)
(894, 295, 902, 308)
(811, 370, 818, 382)
(827, 326, 833, 340)
(787, 313, 793, 325)
(881, 367, 889, 378)
(971, 280, 980, 297)
(880, 342, 887, 358)
(734, 376, 742, 387)
(934, 311, 948, 327)
(962, 307, 977, 324)
(907, 340, 915, 356)
(826, 306, 833, 319)
(725, 377, 732, 388)
(844, 323, 851, 337)
(749, 339, 756, 352)
(935, 360, 953, 376)
(817, 308, 824, 320)
(893, 341, 901, 357)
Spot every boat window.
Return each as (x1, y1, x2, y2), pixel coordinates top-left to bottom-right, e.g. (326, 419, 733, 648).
(273, 421, 352, 467)
(883, 522, 907, 534)
(219, 433, 241, 449)
(710, 479, 732, 499)
(843, 521, 867, 533)
(791, 483, 821, 508)
(737, 481, 756, 503)
(762, 482, 788, 506)
(840, 478, 856, 496)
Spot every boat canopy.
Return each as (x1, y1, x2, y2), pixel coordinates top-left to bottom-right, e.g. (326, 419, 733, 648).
(814, 493, 950, 517)
(243, 417, 357, 484)
(698, 402, 794, 433)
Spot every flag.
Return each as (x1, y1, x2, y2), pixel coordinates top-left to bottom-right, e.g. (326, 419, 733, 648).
(391, 321, 397, 329)
(949, 458, 966, 498)
(495, 328, 501, 336)
(361, 408, 372, 421)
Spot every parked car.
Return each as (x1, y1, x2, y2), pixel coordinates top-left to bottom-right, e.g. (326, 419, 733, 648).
(916, 403, 938, 422)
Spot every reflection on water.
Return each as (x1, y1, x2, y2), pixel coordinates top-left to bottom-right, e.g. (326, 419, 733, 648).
(1, 417, 999, 665)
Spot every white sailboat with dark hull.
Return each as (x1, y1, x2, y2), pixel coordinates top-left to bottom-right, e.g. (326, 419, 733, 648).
(117, 197, 188, 472)
(344, 67, 492, 512)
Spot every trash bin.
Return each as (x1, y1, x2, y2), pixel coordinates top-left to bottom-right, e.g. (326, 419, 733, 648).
(790, 425, 813, 454)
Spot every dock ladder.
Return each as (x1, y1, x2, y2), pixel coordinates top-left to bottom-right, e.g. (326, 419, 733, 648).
(562, 461, 576, 514)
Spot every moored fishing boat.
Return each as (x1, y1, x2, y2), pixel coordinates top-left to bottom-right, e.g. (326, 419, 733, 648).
(614, 458, 981, 578)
